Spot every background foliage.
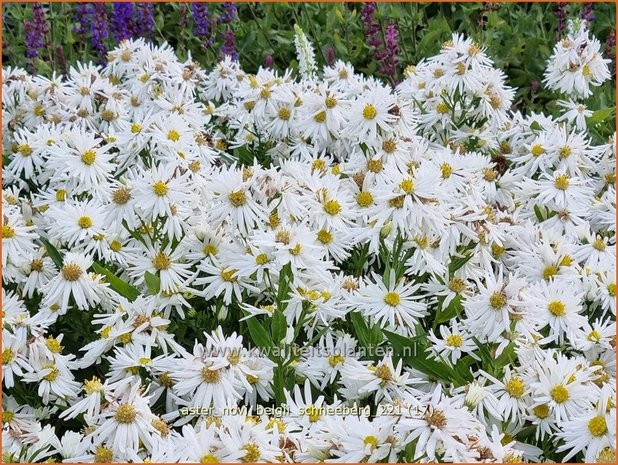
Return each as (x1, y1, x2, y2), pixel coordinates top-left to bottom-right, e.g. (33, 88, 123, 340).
(2, 2, 616, 114)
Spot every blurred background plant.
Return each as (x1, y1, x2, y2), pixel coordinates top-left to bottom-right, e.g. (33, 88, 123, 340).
(2, 2, 616, 114)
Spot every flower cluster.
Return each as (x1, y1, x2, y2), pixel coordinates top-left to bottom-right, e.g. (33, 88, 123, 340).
(1, 28, 615, 464)
(544, 20, 612, 98)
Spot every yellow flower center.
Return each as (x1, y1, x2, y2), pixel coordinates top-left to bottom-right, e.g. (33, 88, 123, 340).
(115, 404, 137, 423)
(362, 103, 378, 120)
(312, 159, 327, 173)
(436, 102, 449, 114)
(255, 253, 269, 265)
(61, 263, 83, 281)
(400, 178, 415, 194)
(588, 416, 608, 437)
(533, 404, 550, 419)
(363, 435, 379, 449)
(382, 139, 397, 153)
(152, 252, 171, 270)
(152, 180, 169, 197)
(367, 159, 383, 173)
(201, 366, 221, 383)
(550, 385, 569, 403)
(539, 264, 559, 281)
(448, 278, 466, 294)
(2, 411, 15, 423)
(2, 225, 15, 239)
(305, 405, 322, 423)
(559, 146, 572, 158)
(389, 195, 405, 209)
(597, 448, 616, 463)
(203, 243, 218, 256)
(328, 354, 345, 367)
(592, 239, 606, 251)
(112, 187, 131, 204)
(356, 191, 374, 207)
(317, 229, 333, 244)
(242, 443, 261, 462)
(559, 255, 572, 266)
(289, 243, 302, 256)
(2, 348, 13, 365)
(588, 330, 602, 342)
(220, 268, 238, 282)
(554, 174, 570, 190)
(325, 96, 337, 108)
(77, 216, 93, 229)
(384, 291, 401, 307)
(314, 111, 326, 123)
(323, 200, 341, 216)
(375, 364, 393, 387)
(31, 259, 44, 272)
(81, 150, 96, 166)
(548, 300, 566, 317)
(200, 454, 220, 463)
(278, 107, 291, 120)
(84, 377, 103, 395)
(505, 378, 525, 398)
(228, 191, 247, 207)
(189, 160, 201, 172)
(489, 292, 507, 309)
(130, 123, 142, 134)
(167, 130, 180, 142)
(531, 144, 545, 157)
(46, 337, 63, 353)
(446, 334, 463, 347)
(483, 168, 498, 182)
(110, 240, 122, 252)
(95, 446, 113, 463)
(440, 163, 453, 179)
(43, 367, 60, 381)
(18, 144, 33, 157)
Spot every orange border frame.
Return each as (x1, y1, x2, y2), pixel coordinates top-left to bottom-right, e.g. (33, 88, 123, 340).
(0, 1, 616, 464)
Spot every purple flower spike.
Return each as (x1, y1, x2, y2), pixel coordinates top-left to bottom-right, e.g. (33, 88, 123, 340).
(264, 55, 274, 69)
(73, 3, 92, 37)
(111, 3, 136, 42)
(326, 47, 335, 65)
(24, 3, 49, 60)
(192, 3, 213, 48)
(220, 29, 238, 61)
(555, 3, 568, 38)
(136, 3, 155, 40)
(580, 3, 595, 24)
(91, 3, 110, 64)
(220, 2, 237, 24)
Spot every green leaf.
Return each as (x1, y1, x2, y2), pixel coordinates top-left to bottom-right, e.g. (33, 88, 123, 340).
(529, 121, 543, 131)
(588, 107, 615, 126)
(349, 312, 370, 350)
(383, 331, 467, 385)
(271, 308, 287, 344)
(435, 296, 462, 325)
(449, 253, 473, 274)
(276, 263, 293, 310)
(383, 329, 424, 355)
(42, 239, 63, 268)
(245, 316, 274, 351)
(144, 271, 161, 295)
(533, 204, 545, 222)
(404, 351, 467, 385)
(92, 262, 140, 301)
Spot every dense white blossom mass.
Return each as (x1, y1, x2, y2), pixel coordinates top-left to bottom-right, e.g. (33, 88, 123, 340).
(1, 21, 615, 464)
